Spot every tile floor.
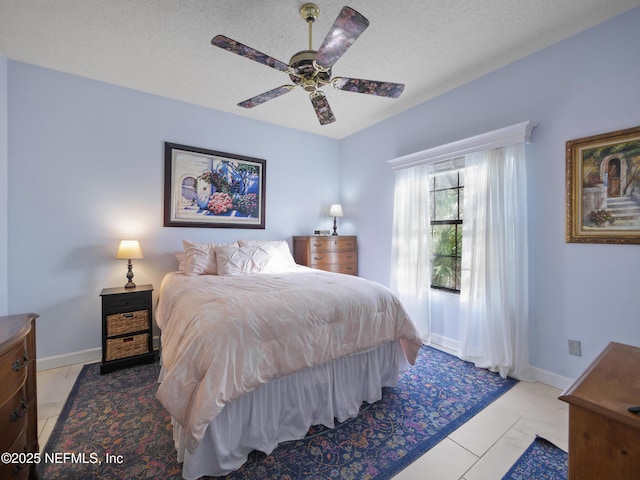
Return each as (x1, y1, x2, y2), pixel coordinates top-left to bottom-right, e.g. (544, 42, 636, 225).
(37, 359, 568, 480)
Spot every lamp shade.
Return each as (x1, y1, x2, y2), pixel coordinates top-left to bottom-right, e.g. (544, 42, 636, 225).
(115, 240, 143, 260)
(328, 204, 344, 217)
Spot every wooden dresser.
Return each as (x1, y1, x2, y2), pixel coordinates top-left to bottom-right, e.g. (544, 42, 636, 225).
(0, 313, 39, 480)
(293, 235, 358, 275)
(559, 342, 640, 479)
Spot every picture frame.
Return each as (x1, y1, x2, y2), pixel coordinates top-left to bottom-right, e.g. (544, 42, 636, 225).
(164, 142, 266, 229)
(566, 125, 640, 244)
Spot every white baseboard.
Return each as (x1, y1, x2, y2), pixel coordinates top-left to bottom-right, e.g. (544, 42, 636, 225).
(430, 333, 460, 355)
(430, 334, 574, 391)
(528, 365, 573, 391)
(37, 336, 161, 372)
(38, 347, 101, 371)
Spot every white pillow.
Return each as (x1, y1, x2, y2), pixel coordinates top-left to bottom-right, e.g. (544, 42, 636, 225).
(237, 239, 296, 271)
(174, 251, 186, 272)
(181, 240, 238, 275)
(216, 244, 274, 276)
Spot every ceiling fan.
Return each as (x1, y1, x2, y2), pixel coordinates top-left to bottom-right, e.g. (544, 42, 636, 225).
(211, 3, 405, 125)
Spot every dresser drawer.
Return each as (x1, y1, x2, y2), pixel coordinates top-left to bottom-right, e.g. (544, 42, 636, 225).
(317, 262, 358, 275)
(105, 333, 150, 361)
(339, 262, 357, 275)
(102, 292, 150, 312)
(309, 237, 356, 252)
(309, 250, 357, 266)
(0, 428, 28, 480)
(0, 340, 28, 405)
(0, 385, 27, 453)
(106, 310, 149, 337)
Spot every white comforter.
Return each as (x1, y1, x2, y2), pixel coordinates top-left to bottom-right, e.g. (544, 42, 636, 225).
(155, 266, 422, 452)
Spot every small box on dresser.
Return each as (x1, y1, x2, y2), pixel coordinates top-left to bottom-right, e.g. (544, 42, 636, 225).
(293, 235, 358, 275)
(100, 284, 156, 374)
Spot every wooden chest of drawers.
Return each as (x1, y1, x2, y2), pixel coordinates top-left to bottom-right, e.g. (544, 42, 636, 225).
(0, 313, 39, 480)
(293, 236, 358, 275)
(100, 284, 155, 374)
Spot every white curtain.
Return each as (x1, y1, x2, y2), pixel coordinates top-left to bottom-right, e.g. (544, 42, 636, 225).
(390, 164, 431, 342)
(459, 143, 531, 379)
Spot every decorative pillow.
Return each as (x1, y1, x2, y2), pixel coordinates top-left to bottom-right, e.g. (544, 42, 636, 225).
(237, 239, 296, 271)
(181, 240, 238, 275)
(174, 251, 186, 272)
(215, 244, 275, 276)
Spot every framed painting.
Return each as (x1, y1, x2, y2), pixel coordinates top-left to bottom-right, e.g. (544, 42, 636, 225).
(164, 142, 266, 229)
(566, 125, 640, 244)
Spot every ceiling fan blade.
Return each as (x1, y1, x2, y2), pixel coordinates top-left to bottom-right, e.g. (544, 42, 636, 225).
(212, 35, 290, 72)
(309, 91, 336, 125)
(332, 77, 405, 98)
(315, 6, 369, 70)
(238, 85, 296, 108)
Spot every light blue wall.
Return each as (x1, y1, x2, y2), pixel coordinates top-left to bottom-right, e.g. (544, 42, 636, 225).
(0, 55, 7, 315)
(341, 8, 640, 380)
(7, 62, 340, 358)
(4, 8, 640, 380)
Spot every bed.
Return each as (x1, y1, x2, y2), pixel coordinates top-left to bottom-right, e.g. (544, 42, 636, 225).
(155, 239, 423, 479)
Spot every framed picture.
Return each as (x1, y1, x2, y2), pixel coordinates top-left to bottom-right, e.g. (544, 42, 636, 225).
(566, 125, 640, 244)
(164, 142, 266, 229)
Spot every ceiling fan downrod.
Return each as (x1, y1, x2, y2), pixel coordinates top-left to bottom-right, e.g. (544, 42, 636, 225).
(300, 3, 320, 50)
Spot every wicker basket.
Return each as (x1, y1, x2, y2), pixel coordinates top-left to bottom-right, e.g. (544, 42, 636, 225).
(105, 333, 149, 361)
(106, 310, 148, 337)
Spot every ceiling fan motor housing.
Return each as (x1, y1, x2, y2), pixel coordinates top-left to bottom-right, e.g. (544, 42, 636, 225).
(288, 50, 331, 91)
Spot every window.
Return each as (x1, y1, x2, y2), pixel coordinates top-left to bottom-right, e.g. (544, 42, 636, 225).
(429, 169, 464, 292)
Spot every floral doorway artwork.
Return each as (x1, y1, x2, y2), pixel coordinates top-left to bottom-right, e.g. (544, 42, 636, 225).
(164, 143, 266, 229)
(566, 125, 640, 244)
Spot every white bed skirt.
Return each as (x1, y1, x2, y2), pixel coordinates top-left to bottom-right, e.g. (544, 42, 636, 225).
(167, 340, 410, 479)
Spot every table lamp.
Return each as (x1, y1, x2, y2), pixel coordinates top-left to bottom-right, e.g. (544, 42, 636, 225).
(328, 204, 343, 236)
(115, 240, 143, 288)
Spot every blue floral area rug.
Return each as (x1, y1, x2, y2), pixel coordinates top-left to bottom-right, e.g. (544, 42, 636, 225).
(38, 346, 516, 480)
(502, 436, 568, 480)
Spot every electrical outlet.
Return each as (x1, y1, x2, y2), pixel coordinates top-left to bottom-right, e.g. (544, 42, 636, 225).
(568, 339, 582, 357)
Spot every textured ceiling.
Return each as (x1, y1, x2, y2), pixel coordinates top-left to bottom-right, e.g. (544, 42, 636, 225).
(1, 1, 639, 139)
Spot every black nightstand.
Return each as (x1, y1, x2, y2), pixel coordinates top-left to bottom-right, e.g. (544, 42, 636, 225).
(100, 284, 156, 374)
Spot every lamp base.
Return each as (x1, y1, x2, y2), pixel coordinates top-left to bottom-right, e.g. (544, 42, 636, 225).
(332, 216, 339, 236)
(124, 261, 136, 288)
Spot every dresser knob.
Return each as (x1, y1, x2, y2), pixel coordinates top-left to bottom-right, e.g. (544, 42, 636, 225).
(11, 351, 28, 372)
(11, 460, 27, 477)
(11, 464, 26, 477)
(9, 398, 28, 422)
